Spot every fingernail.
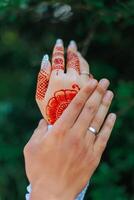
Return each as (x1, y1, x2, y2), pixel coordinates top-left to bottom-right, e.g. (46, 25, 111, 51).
(103, 90, 113, 101)
(41, 54, 49, 69)
(99, 79, 110, 89)
(56, 38, 63, 46)
(43, 54, 49, 61)
(109, 113, 116, 121)
(69, 40, 77, 49)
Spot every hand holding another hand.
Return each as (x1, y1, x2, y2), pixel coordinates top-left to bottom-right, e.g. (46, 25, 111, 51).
(24, 77, 116, 200)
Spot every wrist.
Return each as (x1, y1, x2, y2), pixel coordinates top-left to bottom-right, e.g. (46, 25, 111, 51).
(30, 179, 75, 200)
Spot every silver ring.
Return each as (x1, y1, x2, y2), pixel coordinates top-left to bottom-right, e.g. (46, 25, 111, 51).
(88, 126, 98, 135)
(81, 71, 90, 76)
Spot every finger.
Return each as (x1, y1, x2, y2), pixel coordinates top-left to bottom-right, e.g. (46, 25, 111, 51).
(36, 55, 51, 101)
(78, 52, 90, 84)
(85, 90, 114, 144)
(52, 39, 64, 74)
(66, 40, 80, 75)
(94, 113, 116, 157)
(30, 119, 48, 142)
(53, 79, 98, 131)
(78, 52, 93, 79)
(72, 79, 110, 136)
(38, 118, 48, 131)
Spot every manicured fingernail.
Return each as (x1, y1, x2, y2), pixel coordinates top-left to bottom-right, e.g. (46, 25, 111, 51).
(103, 90, 113, 101)
(69, 40, 77, 49)
(99, 79, 110, 89)
(43, 54, 49, 61)
(41, 54, 49, 69)
(109, 113, 116, 121)
(56, 38, 63, 46)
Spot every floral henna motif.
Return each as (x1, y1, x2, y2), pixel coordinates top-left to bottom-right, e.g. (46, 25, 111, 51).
(36, 70, 49, 100)
(52, 46, 64, 70)
(46, 84, 80, 124)
(67, 51, 80, 74)
(52, 58, 64, 70)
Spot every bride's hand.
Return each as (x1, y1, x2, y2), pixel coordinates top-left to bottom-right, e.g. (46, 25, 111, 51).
(35, 39, 93, 125)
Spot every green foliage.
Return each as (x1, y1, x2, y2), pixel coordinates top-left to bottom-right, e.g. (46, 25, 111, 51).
(0, 0, 134, 199)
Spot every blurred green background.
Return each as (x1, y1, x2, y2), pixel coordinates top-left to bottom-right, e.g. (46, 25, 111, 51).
(0, 0, 134, 199)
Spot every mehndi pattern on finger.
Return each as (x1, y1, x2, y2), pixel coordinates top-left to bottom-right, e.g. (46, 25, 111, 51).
(52, 39, 64, 71)
(67, 51, 80, 74)
(36, 70, 49, 100)
(52, 56, 64, 70)
(36, 55, 50, 100)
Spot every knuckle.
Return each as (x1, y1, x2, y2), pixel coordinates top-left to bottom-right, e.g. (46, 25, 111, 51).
(73, 98, 83, 109)
(106, 120, 113, 130)
(100, 136, 108, 149)
(23, 143, 31, 156)
(23, 138, 37, 157)
(52, 123, 67, 137)
(101, 98, 110, 107)
(85, 102, 96, 114)
(93, 116, 102, 125)
(83, 86, 92, 94)
(71, 135, 81, 149)
(53, 128, 65, 137)
(102, 91, 114, 107)
(97, 84, 105, 95)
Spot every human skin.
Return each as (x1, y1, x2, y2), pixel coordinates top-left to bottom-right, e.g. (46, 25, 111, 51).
(36, 39, 92, 125)
(24, 78, 116, 200)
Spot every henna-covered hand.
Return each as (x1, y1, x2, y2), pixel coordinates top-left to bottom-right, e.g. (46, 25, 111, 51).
(36, 39, 93, 125)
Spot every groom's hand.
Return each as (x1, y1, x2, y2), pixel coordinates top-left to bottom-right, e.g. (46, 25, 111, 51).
(24, 79, 116, 200)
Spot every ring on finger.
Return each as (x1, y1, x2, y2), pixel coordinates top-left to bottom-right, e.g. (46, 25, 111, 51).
(81, 71, 90, 76)
(87, 126, 98, 135)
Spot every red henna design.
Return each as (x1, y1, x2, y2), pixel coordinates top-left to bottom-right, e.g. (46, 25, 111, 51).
(67, 51, 80, 74)
(53, 52, 64, 57)
(36, 70, 49, 100)
(54, 58, 64, 65)
(52, 64, 64, 70)
(46, 84, 80, 124)
(52, 57, 64, 70)
(52, 46, 64, 70)
(72, 84, 80, 90)
(54, 46, 64, 52)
